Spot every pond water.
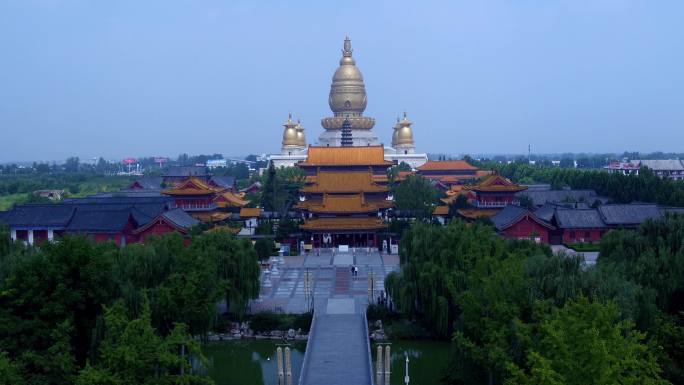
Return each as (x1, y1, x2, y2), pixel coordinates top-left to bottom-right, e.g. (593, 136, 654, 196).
(372, 340, 452, 385)
(202, 340, 306, 385)
(202, 339, 450, 385)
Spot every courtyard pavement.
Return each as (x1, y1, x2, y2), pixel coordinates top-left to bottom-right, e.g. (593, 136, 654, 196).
(250, 249, 400, 314)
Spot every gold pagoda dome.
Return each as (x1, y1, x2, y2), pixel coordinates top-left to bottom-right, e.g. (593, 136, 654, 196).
(282, 112, 299, 147)
(395, 111, 414, 146)
(295, 119, 307, 147)
(391, 117, 400, 147)
(328, 36, 368, 117)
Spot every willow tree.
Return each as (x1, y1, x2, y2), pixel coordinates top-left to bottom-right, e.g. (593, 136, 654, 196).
(189, 230, 260, 319)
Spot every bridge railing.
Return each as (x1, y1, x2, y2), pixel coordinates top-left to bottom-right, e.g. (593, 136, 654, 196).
(362, 307, 376, 385)
(297, 308, 318, 385)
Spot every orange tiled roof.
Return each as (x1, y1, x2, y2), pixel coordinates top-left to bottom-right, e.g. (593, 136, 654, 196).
(396, 171, 414, 181)
(423, 175, 479, 183)
(300, 217, 387, 231)
(205, 225, 241, 235)
(433, 206, 450, 216)
(465, 174, 528, 193)
(239, 207, 262, 218)
(295, 193, 391, 214)
(417, 160, 479, 171)
(163, 177, 222, 196)
(191, 211, 232, 222)
(214, 191, 250, 208)
(299, 146, 393, 166)
(372, 174, 389, 183)
(457, 208, 501, 219)
(301, 171, 388, 193)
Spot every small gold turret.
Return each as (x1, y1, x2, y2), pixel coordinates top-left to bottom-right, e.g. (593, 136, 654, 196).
(395, 111, 414, 146)
(295, 119, 307, 147)
(391, 116, 400, 148)
(282, 112, 299, 147)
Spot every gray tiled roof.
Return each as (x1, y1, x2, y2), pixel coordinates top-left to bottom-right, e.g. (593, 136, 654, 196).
(64, 195, 173, 205)
(534, 203, 560, 222)
(516, 189, 606, 207)
(661, 207, 684, 216)
(4, 196, 171, 231)
(66, 209, 135, 232)
(90, 191, 164, 198)
(523, 184, 552, 191)
(210, 176, 236, 189)
(555, 209, 606, 229)
(162, 208, 200, 229)
(3, 204, 76, 228)
(163, 166, 210, 177)
(491, 205, 529, 231)
(129, 177, 164, 190)
(637, 159, 684, 171)
(598, 204, 662, 225)
(0, 210, 9, 225)
(491, 205, 553, 231)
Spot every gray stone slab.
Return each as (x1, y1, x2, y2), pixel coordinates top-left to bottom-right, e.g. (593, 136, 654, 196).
(300, 313, 372, 385)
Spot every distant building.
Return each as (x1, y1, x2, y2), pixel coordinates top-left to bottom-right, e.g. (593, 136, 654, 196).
(1, 196, 198, 246)
(295, 146, 394, 248)
(33, 189, 64, 201)
(416, 160, 489, 189)
(206, 159, 227, 169)
(162, 166, 211, 183)
(604, 159, 684, 180)
(268, 37, 427, 169)
(636, 159, 684, 180)
(604, 161, 640, 175)
(489, 202, 678, 245)
(161, 177, 248, 222)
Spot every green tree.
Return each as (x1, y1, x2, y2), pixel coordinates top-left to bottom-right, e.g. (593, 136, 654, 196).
(392, 174, 439, 219)
(189, 230, 260, 319)
(75, 299, 213, 385)
(254, 237, 275, 260)
(507, 297, 669, 385)
(0, 351, 24, 385)
(260, 165, 305, 215)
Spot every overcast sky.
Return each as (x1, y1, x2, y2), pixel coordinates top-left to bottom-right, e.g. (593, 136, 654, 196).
(1, 0, 683, 162)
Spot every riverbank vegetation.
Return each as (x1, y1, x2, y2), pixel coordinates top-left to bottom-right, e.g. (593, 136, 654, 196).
(384, 217, 684, 384)
(0, 228, 260, 385)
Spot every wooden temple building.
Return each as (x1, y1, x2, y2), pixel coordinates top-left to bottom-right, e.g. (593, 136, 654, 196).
(434, 173, 528, 221)
(295, 146, 394, 247)
(161, 177, 249, 222)
(416, 160, 489, 190)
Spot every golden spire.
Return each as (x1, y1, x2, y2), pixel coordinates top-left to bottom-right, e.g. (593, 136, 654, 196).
(295, 118, 307, 147)
(329, 36, 367, 116)
(282, 112, 299, 147)
(395, 111, 414, 147)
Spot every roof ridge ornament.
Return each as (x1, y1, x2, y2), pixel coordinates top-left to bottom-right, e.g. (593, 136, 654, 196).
(343, 36, 352, 57)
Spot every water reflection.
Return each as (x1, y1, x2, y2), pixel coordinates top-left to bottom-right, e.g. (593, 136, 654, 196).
(201, 339, 449, 385)
(372, 340, 452, 385)
(202, 340, 306, 385)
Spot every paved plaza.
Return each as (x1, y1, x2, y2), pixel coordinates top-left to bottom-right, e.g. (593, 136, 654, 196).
(250, 249, 400, 314)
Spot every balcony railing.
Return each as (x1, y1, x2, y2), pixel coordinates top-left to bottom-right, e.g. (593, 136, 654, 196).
(172, 203, 218, 211)
(474, 200, 520, 208)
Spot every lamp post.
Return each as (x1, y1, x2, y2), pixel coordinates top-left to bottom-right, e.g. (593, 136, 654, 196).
(404, 351, 410, 385)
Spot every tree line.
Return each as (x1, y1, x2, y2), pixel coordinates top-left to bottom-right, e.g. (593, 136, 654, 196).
(0, 229, 260, 385)
(476, 160, 684, 206)
(385, 216, 684, 384)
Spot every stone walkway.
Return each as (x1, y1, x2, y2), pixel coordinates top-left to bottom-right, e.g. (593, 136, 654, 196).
(299, 298, 373, 385)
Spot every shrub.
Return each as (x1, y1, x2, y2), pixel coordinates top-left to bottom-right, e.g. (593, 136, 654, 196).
(249, 312, 283, 333)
